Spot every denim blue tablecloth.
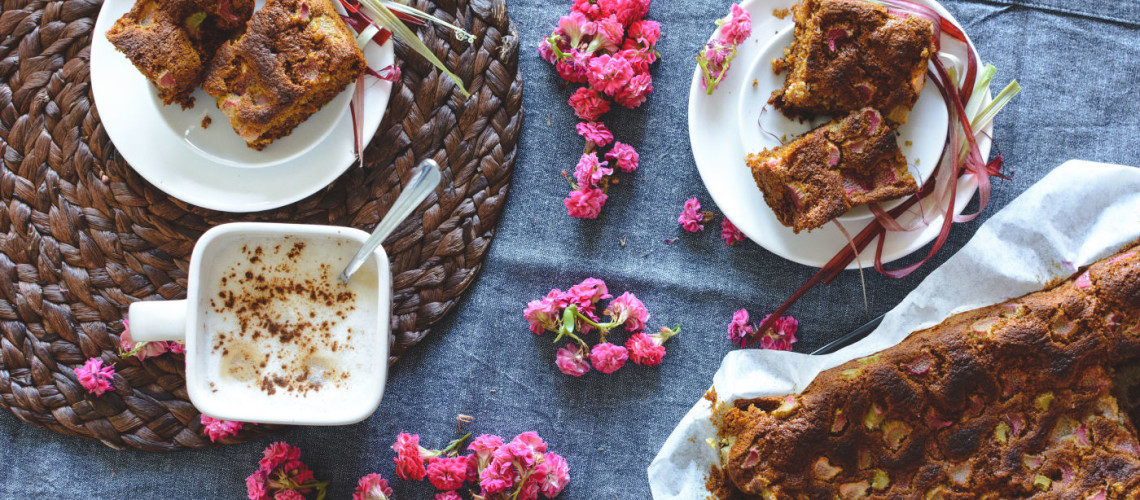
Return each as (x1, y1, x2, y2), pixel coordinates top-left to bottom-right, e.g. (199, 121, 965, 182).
(1, 0, 1138, 498)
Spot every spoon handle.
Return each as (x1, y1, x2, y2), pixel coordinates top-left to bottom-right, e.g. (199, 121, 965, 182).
(339, 159, 442, 283)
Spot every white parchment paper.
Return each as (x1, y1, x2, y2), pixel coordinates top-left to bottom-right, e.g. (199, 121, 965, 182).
(648, 160, 1140, 499)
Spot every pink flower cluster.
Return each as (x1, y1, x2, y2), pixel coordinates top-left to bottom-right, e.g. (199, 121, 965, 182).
(75, 357, 115, 396)
(727, 308, 798, 350)
(524, 277, 680, 376)
(246, 442, 329, 500)
(696, 4, 752, 94)
(200, 414, 247, 442)
(539, 1, 660, 109)
(119, 319, 185, 359)
(390, 431, 570, 499)
(563, 141, 640, 218)
(540, 0, 659, 219)
(676, 197, 745, 245)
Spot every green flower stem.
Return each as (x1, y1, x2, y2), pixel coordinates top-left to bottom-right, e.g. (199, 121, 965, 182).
(431, 433, 472, 457)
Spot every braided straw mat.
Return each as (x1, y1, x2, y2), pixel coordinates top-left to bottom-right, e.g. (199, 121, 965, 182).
(0, 0, 522, 450)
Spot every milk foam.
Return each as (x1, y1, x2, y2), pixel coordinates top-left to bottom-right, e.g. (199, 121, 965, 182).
(194, 234, 383, 416)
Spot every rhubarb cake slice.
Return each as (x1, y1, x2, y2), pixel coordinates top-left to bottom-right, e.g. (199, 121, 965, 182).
(746, 107, 917, 233)
(710, 246, 1140, 499)
(106, 0, 254, 108)
(201, 0, 366, 150)
(771, 0, 936, 124)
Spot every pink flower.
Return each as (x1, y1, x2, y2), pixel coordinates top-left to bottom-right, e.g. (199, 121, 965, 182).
(698, 41, 735, 92)
(568, 87, 611, 121)
(721, 218, 745, 245)
(434, 493, 462, 500)
(542, 452, 571, 497)
(555, 49, 591, 83)
(468, 434, 505, 465)
(590, 342, 628, 374)
(576, 121, 614, 147)
(604, 292, 649, 332)
(564, 187, 608, 219)
(721, 3, 752, 45)
(759, 315, 798, 351)
(353, 473, 393, 500)
(727, 308, 754, 346)
(119, 319, 170, 359)
(274, 491, 304, 500)
(260, 442, 302, 472)
(427, 456, 468, 491)
(571, 0, 601, 19)
(625, 332, 665, 366)
(600, 0, 650, 25)
(555, 344, 591, 377)
(201, 414, 244, 442)
(593, 15, 624, 53)
(479, 453, 517, 493)
(511, 431, 548, 455)
(246, 472, 270, 500)
(392, 432, 428, 481)
(558, 11, 596, 45)
(573, 152, 613, 189)
(617, 48, 655, 73)
(75, 357, 114, 396)
(678, 197, 705, 232)
(524, 289, 566, 335)
(614, 72, 653, 108)
(565, 277, 611, 311)
(517, 460, 547, 500)
(625, 19, 661, 49)
(605, 142, 639, 172)
(586, 54, 634, 96)
(168, 341, 185, 354)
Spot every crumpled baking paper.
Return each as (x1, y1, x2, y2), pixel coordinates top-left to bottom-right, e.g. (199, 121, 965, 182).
(648, 160, 1140, 498)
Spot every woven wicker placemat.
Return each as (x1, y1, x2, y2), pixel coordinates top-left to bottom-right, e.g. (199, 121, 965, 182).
(0, 0, 521, 450)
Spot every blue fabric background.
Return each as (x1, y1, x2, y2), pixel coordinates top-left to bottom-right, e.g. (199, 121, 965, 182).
(2, 0, 1139, 498)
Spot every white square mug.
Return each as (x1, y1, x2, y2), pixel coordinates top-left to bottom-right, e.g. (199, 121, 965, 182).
(128, 222, 390, 425)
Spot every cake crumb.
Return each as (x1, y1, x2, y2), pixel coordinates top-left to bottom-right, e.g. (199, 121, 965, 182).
(773, 8, 790, 19)
(201, 116, 212, 129)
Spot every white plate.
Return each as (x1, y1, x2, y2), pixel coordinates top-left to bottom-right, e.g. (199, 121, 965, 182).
(91, 0, 395, 212)
(689, 0, 992, 268)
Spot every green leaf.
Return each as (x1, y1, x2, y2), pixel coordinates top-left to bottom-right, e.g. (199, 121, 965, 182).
(356, 0, 470, 97)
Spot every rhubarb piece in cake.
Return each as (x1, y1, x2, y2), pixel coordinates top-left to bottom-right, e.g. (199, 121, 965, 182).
(106, 0, 254, 108)
(201, 0, 366, 150)
(746, 107, 917, 233)
(711, 246, 1140, 499)
(771, 0, 936, 124)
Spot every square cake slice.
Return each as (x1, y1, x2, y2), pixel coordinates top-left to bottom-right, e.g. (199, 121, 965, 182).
(771, 0, 935, 124)
(106, 0, 255, 108)
(746, 107, 918, 233)
(202, 0, 366, 150)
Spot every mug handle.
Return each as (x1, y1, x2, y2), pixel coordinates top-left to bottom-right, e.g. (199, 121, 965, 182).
(128, 300, 188, 342)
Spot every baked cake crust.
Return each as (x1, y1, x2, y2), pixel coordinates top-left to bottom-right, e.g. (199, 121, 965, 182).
(714, 246, 1140, 499)
(201, 0, 366, 150)
(771, 0, 935, 124)
(746, 107, 918, 233)
(106, 0, 254, 108)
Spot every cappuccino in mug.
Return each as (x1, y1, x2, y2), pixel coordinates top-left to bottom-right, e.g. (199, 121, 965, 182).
(192, 234, 384, 415)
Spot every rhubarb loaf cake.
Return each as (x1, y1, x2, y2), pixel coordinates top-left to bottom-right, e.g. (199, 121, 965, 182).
(710, 246, 1140, 499)
(746, 107, 917, 233)
(106, 0, 254, 108)
(202, 0, 366, 150)
(771, 0, 936, 124)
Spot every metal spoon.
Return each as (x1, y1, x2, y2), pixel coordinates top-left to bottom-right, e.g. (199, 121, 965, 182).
(338, 158, 442, 283)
